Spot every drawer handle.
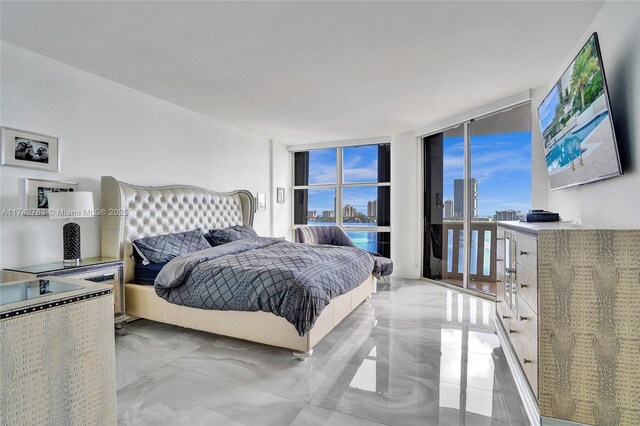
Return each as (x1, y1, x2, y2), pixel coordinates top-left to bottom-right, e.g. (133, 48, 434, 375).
(523, 359, 533, 364)
(502, 315, 510, 319)
(519, 251, 529, 256)
(509, 329, 518, 334)
(519, 316, 530, 321)
(496, 279, 502, 283)
(497, 259, 503, 262)
(85, 273, 116, 283)
(506, 268, 516, 274)
(520, 283, 528, 289)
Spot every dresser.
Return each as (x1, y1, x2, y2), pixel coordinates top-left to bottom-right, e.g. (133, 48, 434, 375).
(3, 257, 127, 328)
(0, 277, 117, 425)
(495, 222, 640, 426)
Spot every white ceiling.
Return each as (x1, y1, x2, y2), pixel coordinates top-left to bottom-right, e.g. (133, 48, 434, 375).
(1, 1, 604, 144)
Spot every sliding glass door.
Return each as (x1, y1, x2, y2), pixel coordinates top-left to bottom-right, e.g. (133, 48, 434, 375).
(423, 104, 531, 296)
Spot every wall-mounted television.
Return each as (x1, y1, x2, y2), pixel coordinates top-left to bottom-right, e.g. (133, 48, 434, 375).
(537, 32, 622, 190)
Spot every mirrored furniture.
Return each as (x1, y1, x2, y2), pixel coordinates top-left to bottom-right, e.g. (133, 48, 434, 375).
(3, 257, 127, 328)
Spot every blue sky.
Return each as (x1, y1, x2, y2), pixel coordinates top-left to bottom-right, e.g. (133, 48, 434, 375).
(307, 146, 379, 214)
(305, 134, 531, 218)
(444, 132, 531, 217)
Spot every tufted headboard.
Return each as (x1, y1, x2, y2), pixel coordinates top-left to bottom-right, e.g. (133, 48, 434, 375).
(101, 176, 254, 283)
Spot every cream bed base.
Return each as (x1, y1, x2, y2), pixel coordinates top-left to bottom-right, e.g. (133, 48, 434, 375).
(101, 176, 375, 355)
(125, 275, 374, 353)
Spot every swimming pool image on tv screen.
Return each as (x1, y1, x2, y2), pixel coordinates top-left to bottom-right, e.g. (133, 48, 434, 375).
(537, 33, 622, 190)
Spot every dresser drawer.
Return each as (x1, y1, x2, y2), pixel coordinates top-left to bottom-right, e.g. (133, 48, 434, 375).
(510, 295, 538, 396)
(496, 279, 513, 331)
(516, 234, 537, 275)
(515, 266, 537, 314)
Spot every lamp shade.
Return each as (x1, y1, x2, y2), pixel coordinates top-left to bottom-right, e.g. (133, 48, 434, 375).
(48, 191, 94, 219)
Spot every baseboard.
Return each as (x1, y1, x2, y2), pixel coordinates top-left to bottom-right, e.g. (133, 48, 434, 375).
(493, 315, 540, 426)
(541, 416, 587, 426)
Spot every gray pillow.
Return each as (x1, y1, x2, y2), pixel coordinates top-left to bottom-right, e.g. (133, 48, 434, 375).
(205, 225, 258, 247)
(132, 228, 210, 264)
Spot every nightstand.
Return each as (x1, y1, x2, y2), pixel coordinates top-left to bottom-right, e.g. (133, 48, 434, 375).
(0, 277, 117, 424)
(3, 257, 128, 329)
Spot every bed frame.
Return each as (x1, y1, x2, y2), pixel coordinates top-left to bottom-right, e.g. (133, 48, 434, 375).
(100, 176, 375, 356)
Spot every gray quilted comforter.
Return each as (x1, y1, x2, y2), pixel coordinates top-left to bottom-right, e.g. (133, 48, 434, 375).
(154, 237, 374, 335)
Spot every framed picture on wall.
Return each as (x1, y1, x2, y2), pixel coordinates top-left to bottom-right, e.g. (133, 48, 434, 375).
(277, 187, 285, 204)
(1, 127, 60, 172)
(24, 178, 78, 214)
(256, 193, 266, 211)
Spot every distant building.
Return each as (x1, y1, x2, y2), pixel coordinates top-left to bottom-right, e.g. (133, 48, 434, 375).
(454, 178, 478, 218)
(367, 200, 377, 217)
(444, 199, 454, 219)
(343, 204, 356, 217)
(322, 210, 335, 219)
(473, 217, 493, 222)
(494, 210, 521, 221)
(308, 210, 317, 218)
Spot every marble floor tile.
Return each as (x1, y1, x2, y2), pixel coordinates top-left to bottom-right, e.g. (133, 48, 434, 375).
(115, 279, 529, 425)
(117, 365, 304, 426)
(116, 322, 217, 363)
(308, 361, 443, 425)
(115, 348, 165, 390)
(170, 337, 343, 403)
(290, 405, 387, 426)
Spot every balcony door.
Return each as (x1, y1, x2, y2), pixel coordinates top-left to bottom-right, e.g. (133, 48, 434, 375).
(423, 103, 531, 296)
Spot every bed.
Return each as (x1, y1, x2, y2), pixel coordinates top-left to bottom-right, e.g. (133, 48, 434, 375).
(100, 176, 375, 357)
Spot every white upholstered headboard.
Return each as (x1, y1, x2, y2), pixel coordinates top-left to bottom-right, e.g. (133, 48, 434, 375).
(100, 176, 255, 283)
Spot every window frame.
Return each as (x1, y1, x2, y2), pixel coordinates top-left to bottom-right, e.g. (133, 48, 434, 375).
(291, 145, 391, 236)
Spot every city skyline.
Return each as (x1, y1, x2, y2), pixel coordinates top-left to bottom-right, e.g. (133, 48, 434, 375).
(309, 200, 378, 221)
(304, 131, 531, 220)
(443, 131, 531, 217)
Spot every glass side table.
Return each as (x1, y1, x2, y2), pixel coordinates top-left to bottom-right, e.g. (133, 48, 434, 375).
(3, 257, 128, 329)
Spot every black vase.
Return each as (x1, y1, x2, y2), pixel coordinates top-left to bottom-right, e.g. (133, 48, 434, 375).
(63, 221, 81, 265)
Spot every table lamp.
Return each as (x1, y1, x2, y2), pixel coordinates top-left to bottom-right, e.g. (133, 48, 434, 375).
(48, 191, 94, 265)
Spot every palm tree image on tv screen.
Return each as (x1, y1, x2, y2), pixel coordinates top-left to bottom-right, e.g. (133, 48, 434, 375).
(537, 33, 621, 190)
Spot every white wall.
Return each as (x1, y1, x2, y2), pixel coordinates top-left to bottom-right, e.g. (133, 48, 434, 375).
(532, 1, 640, 227)
(390, 131, 422, 279)
(270, 140, 292, 240)
(0, 42, 272, 268)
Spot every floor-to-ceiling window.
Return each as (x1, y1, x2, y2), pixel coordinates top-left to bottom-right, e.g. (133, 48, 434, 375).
(423, 103, 531, 296)
(293, 142, 391, 257)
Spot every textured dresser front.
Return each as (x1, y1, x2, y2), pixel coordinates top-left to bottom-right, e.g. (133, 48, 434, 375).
(538, 230, 640, 426)
(0, 288, 116, 425)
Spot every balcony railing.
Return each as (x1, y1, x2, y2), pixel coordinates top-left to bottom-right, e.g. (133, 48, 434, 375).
(442, 221, 497, 283)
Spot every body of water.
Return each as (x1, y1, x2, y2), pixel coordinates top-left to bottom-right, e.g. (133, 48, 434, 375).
(307, 221, 378, 253)
(546, 110, 608, 171)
